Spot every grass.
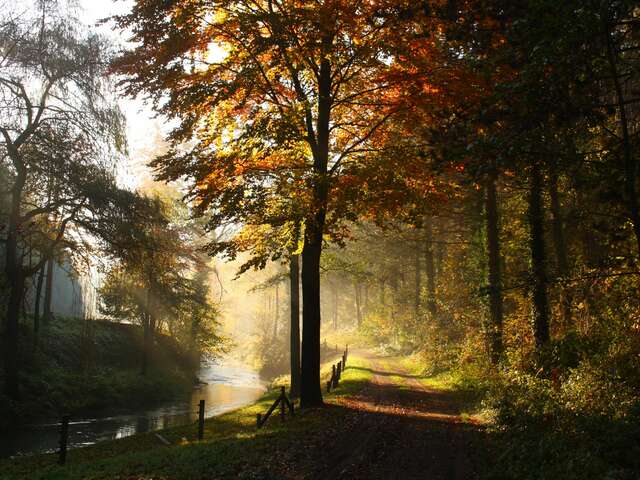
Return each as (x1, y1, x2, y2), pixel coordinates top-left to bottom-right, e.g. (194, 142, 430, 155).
(373, 353, 489, 420)
(321, 328, 371, 353)
(0, 354, 374, 480)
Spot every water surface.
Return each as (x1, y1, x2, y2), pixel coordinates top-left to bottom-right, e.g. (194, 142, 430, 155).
(0, 359, 264, 459)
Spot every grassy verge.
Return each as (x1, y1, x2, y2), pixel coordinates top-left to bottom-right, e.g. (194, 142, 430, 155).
(373, 353, 491, 421)
(0, 354, 374, 480)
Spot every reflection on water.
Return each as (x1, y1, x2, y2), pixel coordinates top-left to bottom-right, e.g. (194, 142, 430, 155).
(0, 359, 265, 459)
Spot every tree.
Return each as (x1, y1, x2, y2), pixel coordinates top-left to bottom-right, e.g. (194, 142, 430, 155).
(112, 0, 410, 407)
(289, 253, 301, 397)
(0, 2, 126, 397)
(100, 192, 225, 373)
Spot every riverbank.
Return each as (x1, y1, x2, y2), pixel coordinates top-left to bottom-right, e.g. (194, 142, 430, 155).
(0, 351, 490, 479)
(0, 317, 196, 429)
(0, 351, 370, 479)
(0, 357, 265, 459)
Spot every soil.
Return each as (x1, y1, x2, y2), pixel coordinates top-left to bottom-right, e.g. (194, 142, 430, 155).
(287, 351, 489, 480)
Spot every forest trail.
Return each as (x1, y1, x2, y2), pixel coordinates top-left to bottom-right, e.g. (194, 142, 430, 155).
(307, 350, 488, 480)
(0, 350, 490, 480)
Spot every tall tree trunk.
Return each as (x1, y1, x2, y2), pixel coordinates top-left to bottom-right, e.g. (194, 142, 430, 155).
(42, 257, 54, 323)
(289, 255, 301, 397)
(354, 281, 362, 327)
(300, 46, 331, 408)
(190, 316, 199, 370)
(363, 283, 369, 318)
(267, 294, 271, 322)
(485, 170, 504, 363)
(141, 313, 150, 376)
(33, 264, 45, 347)
(549, 166, 572, 330)
(301, 220, 324, 407)
(604, 13, 640, 257)
(3, 165, 27, 398)
(435, 239, 445, 285)
(414, 235, 422, 318)
(333, 283, 338, 330)
(529, 162, 550, 348)
(4, 272, 25, 398)
(141, 285, 153, 376)
(274, 284, 279, 338)
(424, 217, 437, 318)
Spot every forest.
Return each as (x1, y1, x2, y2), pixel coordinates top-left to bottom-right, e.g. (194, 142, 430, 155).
(1, 0, 639, 479)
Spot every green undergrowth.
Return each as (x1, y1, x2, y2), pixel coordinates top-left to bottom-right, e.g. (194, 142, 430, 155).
(484, 367, 640, 480)
(0, 317, 195, 427)
(387, 345, 640, 478)
(0, 354, 374, 480)
(401, 340, 640, 479)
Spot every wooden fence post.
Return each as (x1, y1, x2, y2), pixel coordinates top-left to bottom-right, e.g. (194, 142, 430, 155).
(58, 415, 70, 465)
(198, 399, 205, 440)
(280, 386, 286, 422)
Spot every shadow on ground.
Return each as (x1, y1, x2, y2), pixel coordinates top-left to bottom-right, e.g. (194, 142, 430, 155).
(2, 363, 492, 480)
(300, 377, 491, 480)
(347, 365, 430, 381)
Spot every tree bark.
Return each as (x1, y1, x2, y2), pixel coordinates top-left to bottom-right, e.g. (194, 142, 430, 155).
(141, 313, 150, 375)
(289, 255, 301, 397)
(424, 217, 437, 318)
(435, 236, 445, 281)
(549, 166, 572, 329)
(299, 43, 331, 408)
(604, 13, 640, 257)
(3, 272, 25, 398)
(333, 282, 338, 330)
(33, 264, 45, 346)
(414, 235, 421, 317)
(529, 162, 550, 348)
(274, 284, 279, 339)
(300, 221, 324, 407)
(141, 284, 153, 376)
(363, 283, 369, 318)
(485, 170, 504, 363)
(42, 257, 54, 323)
(190, 315, 199, 370)
(3, 162, 27, 398)
(354, 281, 362, 327)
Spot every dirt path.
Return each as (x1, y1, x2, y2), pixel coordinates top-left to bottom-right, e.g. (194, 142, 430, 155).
(308, 351, 487, 480)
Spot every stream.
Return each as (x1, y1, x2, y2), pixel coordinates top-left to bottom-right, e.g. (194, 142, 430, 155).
(0, 359, 265, 459)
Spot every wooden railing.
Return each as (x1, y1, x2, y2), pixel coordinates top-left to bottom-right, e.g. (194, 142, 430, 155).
(256, 386, 295, 428)
(56, 398, 208, 464)
(326, 345, 348, 393)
